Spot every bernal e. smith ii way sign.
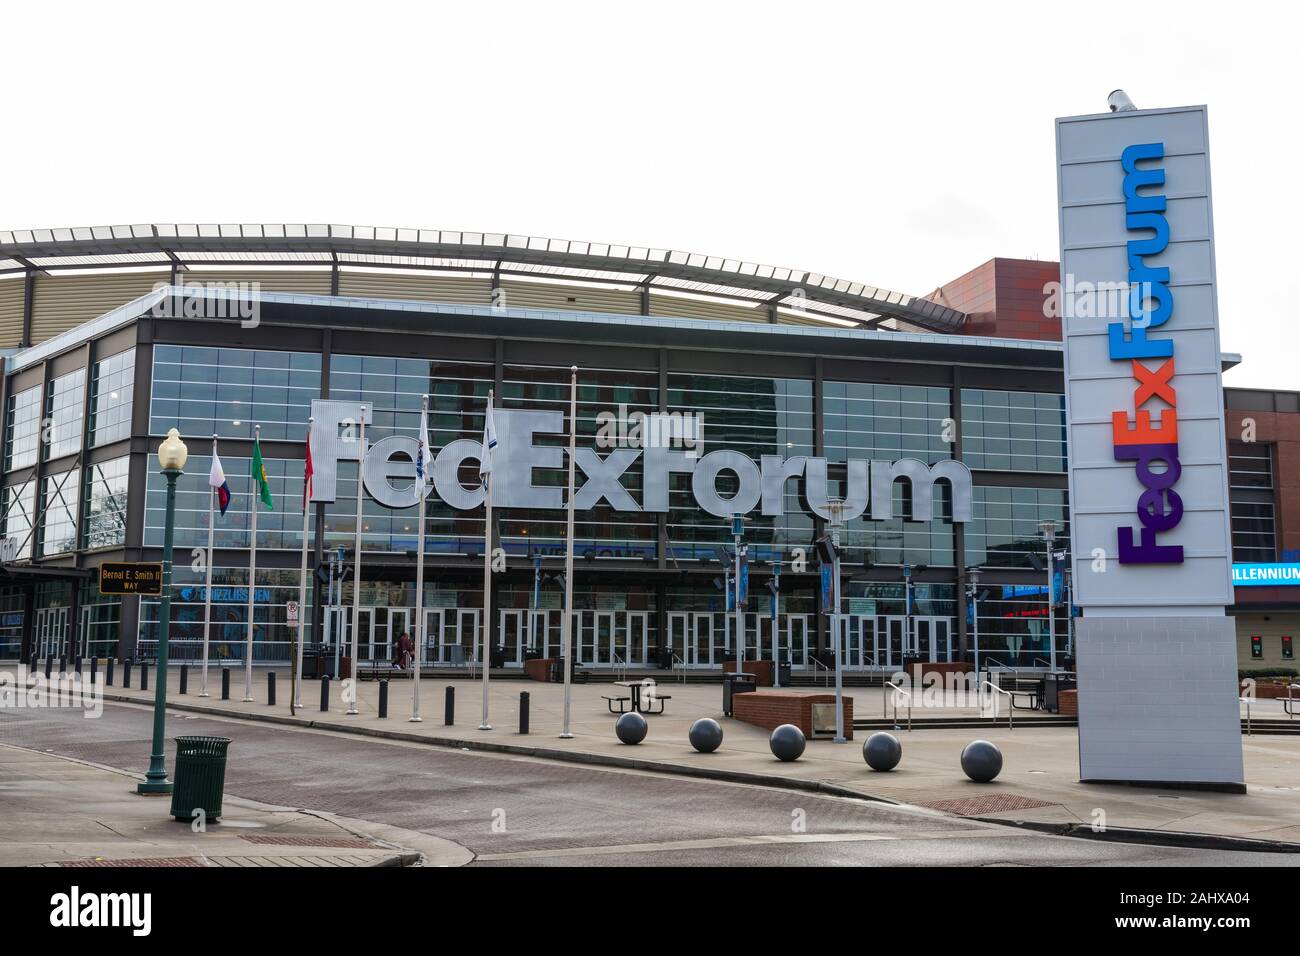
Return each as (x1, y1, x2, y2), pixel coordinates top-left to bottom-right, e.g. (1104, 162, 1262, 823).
(1056, 103, 1243, 789)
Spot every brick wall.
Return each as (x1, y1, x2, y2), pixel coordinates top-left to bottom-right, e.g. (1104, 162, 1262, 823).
(925, 258, 1061, 342)
(731, 691, 854, 740)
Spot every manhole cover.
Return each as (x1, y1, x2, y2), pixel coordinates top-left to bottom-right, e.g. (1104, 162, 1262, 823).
(919, 793, 1059, 816)
(239, 835, 381, 849)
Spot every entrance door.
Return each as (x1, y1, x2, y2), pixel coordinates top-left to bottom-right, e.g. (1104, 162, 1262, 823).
(498, 610, 526, 668)
(421, 609, 443, 665)
(688, 613, 714, 668)
(758, 615, 776, 662)
(35, 607, 68, 659)
(627, 611, 649, 666)
(388, 608, 410, 661)
(782, 614, 810, 668)
(837, 615, 875, 669)
(911, 616, 952, 663)
(881, 615, 908, 670)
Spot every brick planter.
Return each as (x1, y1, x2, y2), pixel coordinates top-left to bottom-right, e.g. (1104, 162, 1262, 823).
(731, 690, 854, 740)
(1058, 688, 1078, 717)
(523, 658, 555, 682)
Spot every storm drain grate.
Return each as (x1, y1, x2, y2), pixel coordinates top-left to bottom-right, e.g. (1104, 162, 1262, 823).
(919, 793, 1059, 816)
(53, 856, 206, 867)
(239, 834, 381, 849)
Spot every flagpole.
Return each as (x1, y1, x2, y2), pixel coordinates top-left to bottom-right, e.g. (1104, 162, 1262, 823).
(200, 433, 217, 697)
(410, 395, 428, 722)
(243, 425, 259, 702)
(293, 416, 313, 713)
(560, 366, 577, 739)
(479, 389, 494, 731)
(348, 413, 366, 715)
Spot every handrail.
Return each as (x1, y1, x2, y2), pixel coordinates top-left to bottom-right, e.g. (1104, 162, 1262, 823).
(982, 679, 1014, 730)
(612, 652, 627, 683)
(1285, 684, 1300, 719)
(671, 654, 686, 684)
(1032, 657, 1053, 669)
(883, 680, 912, 732)
(812, 657, 830, 687)
(1240, 696, 1253, 736)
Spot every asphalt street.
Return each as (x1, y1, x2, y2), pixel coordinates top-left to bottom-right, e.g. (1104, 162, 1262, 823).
(3, 702, 1296, 867)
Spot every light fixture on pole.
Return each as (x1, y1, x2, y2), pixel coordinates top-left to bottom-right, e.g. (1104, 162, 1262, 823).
(732, 514, 745, 677)
(1038, 519, 1059, 672)
(826, 497, 846, 744)
(966, 566, 984, 675)
(559, 367, 578, 739)
(139, 428, 187, 795)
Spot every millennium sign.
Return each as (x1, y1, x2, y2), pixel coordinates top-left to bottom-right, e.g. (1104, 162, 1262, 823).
(308, 400, 973, 523)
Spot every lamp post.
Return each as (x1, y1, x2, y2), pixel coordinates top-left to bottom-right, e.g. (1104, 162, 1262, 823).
(732, 514, 745, 676)
(139, 428, 187, 795)
(1038, 519, 1059, 672)
(826, 497, 846, 744)
(966, 567, 982, 675)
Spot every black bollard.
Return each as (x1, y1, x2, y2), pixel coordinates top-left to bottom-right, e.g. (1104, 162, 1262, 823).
(123, 660, 132, 689)
(106, 658, 115, 687)
(445, 685, 455, 725)
(378, 679, 388, 718)
(44, 656, 52, 679)
(519, 691, 529, 735)
(320, 674, 330, 712)
(140, 662, 149, 692)
(221, 667, 230, 701)
(179, 664, 188, 695)
(267, 671, 276, 706)
(90, 657, 98, 685)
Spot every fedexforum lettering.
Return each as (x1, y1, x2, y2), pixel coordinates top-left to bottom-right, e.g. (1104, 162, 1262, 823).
(308, 401, 972, 523)
(1110, 142, 1184, 565)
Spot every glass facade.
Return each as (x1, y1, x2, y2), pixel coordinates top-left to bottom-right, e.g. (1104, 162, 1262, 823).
(5, 384, 41, 472)
(326, 355, 493, 555)
(149, 345, 321, 441)
(961, 388, 1067, 473)
(666, 372, 815, 560)
(1228, 440, 1276, 563)
(45, 368, 86, 460)
(0, 479, 35, 562)
(39, 469, 80, 556)
(144, 454, 308, 551)
(0, 586, 22, 660)
(82, 456, 130, 550)
(89, 347, 135, 446)
(825, 382, 951, 464)
(966, 486, 1070, 570)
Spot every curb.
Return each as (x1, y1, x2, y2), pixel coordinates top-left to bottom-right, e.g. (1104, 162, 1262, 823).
(103, 692, 900, 806)
(969, 816, 1300, 854)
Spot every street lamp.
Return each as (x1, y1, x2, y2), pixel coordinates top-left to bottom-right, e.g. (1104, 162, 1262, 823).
(139, 428, 187, 795)
(1038, 519, 1059, 671)
(966, 567, 982, 674)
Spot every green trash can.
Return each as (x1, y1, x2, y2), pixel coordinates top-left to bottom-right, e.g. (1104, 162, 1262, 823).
(169, 736, 232, 822)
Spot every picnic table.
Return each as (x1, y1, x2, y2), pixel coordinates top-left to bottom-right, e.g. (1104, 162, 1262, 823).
(603, 680, 671, 715)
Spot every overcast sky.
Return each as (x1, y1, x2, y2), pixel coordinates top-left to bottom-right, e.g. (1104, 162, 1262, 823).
(4, 1, 1294, 387)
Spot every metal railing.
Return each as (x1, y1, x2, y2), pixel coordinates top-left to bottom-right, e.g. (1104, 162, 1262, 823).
(883, 680, 912, 731)
(612, 652, 627, 683)
(812, 657, 830, 687)
(671, 654, 686, 684)
(1032, 657, 1053, 669)
(1285, 684, 1300, 719)
(982, 680, 1014, 730)
(1240, 696, 1253, 736)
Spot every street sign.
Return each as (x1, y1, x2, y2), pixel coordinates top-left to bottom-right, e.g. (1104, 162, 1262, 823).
(99, 562, 163, 595)
(286, 600, 300, 624)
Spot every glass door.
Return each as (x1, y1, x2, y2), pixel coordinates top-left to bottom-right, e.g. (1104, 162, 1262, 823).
(389, 608, 410, 662)
(422, 609, 443, 665)
(782, 614, 809, 668)
(689, 613, 713, 668)
(499, 610, 525, 667)
(668, 612, 688, 668)
(758, 615, 776, 662)
(881, 615, 907, 670)
(627, 611, 648, 666)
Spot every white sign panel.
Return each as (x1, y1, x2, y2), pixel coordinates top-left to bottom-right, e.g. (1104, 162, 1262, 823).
(1055, 105, 1234, 611)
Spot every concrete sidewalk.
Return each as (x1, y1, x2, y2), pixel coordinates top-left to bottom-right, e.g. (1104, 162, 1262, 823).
(0, 742, 473, 867)
(9, 663, 1300, 850)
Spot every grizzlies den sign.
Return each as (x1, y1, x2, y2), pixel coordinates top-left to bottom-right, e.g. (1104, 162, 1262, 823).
(308, 399, 972, 523)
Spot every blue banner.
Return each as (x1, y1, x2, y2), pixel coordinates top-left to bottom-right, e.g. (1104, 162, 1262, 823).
(1232, 563, 1300, 587)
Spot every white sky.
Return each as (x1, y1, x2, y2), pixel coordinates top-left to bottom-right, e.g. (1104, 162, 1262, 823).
(3, 1, 1294, 387)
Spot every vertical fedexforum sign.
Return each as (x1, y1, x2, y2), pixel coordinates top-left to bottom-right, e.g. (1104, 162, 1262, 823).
(1056, 103, 1243, 789)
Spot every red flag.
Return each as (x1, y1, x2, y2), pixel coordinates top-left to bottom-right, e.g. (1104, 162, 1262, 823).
(303, 431, 314, 511)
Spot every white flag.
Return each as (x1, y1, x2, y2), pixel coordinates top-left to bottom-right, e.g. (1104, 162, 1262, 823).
(480, 402, 497, 478)
(415, 403, 433, 490)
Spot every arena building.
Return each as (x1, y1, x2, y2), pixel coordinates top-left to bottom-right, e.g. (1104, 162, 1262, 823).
(0, 225, 1293, 676)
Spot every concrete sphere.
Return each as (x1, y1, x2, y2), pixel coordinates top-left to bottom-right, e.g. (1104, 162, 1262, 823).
(769, 723, 806, 762)
(863, 732, 902, 772)
(615, 711, 648, 745)
(688, 717, 724, 754)
(960, 739, 1004, 783)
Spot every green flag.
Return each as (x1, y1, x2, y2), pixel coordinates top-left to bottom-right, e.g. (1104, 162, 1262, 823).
(251, 434, 274, 511)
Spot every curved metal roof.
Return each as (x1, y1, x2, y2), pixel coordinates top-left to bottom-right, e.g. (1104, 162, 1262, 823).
(0, 224, 968, 333)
